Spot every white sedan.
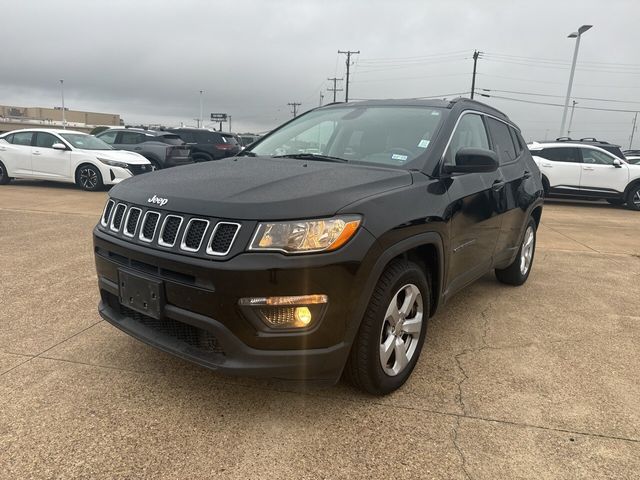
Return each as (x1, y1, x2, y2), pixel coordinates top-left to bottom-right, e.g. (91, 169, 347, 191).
(0, 128, 152, 191)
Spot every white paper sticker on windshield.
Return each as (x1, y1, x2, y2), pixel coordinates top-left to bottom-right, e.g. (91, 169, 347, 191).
(418, 139, 430, 148)
(391, 153, 408, 162)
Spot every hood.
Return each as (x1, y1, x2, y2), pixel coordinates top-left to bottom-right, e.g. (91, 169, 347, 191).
(109, 156, 412, 220)
(81, 149, 149, 165)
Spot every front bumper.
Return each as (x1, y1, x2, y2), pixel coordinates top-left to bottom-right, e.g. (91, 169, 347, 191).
(94, 226, 379, 383)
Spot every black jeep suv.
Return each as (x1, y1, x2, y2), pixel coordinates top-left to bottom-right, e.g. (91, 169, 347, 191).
(93, 98, 543, 394)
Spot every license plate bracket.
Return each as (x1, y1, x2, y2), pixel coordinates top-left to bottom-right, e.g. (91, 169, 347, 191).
(118, 269, 164, 319)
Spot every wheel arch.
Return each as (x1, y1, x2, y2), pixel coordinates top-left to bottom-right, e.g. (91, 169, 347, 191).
(623, 178, 640, 198)
(74, 161, 103, 180)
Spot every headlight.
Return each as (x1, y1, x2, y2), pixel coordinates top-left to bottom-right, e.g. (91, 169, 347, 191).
(249, 216, 361, 254)
(97, 157, 128, 168)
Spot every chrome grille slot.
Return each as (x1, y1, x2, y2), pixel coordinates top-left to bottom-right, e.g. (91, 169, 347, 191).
(101, 199, 115, 227)
(206, 222, 240, 256)
(158, 215, 183, 247)
(139, 211, 161, 242)
(123, 207, 142, 237)
(110, 204, 127, 232)
(181, 219, 209, 252)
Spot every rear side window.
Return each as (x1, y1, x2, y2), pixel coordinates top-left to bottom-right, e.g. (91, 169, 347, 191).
(174, 131, 195, 143)
(158, 134, 184, 145)
(9, 132, 34, 146)
(534, 147, 581, 163)
(98, 130, 118, 145)
(487, 118, 517, 164)
(119, 132, 146, 144)
(195, 131, 221, 143)
(444, 113, 489, 165)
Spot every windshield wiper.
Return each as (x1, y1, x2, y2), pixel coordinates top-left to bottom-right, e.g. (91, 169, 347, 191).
(238, 150, 256, 157)
(272, 153, 348, 163)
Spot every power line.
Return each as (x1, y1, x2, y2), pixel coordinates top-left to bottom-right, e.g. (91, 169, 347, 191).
(351, 91, 471, 101)
(338, 49, 360, 102)
(479, 88, 640, 105)
(357, 50, 468, 63)
(483, 51, 640, 69)
(479, 93, 640, 113)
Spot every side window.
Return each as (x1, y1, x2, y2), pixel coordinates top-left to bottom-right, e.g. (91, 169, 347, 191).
(98, 131, 118, 145)
(509, 127, 524, 155)
(581, 148, 615, 165)
(34, 132, 59, 148)
(3, 134, 14, 143)
(119, 132, 145, 144)
(444, 113, 489, 165)
(10, 132, 34, 146)
(535, 147, 581, 163)
(177, 131, 195, 143)
(487, 117, 517, 164)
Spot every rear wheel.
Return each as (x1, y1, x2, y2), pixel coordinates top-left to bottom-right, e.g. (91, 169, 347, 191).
(495, 218, 537, 286)
(0, 161, 10, 184)
(76, 164, 103, 191)
(345, 260, 429, 395)
(626, 185, 640, 211)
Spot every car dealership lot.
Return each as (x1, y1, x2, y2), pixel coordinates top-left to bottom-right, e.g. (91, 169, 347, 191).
(1, 181, 639, 479)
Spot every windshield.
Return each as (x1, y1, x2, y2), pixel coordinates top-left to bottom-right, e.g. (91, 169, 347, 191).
(248, 105, 445, 168)
(61, 133, 113, 150)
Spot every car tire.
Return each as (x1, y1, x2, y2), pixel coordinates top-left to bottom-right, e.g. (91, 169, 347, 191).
(606, 198, 626, 206)
(495, 218, 537, 286)
(75, 164, 104, 191)
(0, 160, 10, 185)
(626, 185, 640, 211)
(345, 259, 429, 395)
(541, 175, 550, 197)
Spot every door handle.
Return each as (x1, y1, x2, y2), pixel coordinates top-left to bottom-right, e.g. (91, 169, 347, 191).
(0, 146, 5, 151)
(134, 147, 142, 150)
(541, 163, 553, 167)
(33, 150, 42, 155)
(583, 166, 595, 171)
(492, 179, 506, 191)
(523, 170, 532, 179)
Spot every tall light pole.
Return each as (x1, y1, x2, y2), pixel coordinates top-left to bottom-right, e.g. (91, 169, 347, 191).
(60, 79, 66, 129)
(567, 100, 578, 137)
(559, 25, 592, 137)
(199, 90, 203, 128)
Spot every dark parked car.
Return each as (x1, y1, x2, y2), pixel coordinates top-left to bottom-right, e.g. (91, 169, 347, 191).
(97, 128, 193, 170)
(93, 98, 543, 394)
(167, 128, 241, 162)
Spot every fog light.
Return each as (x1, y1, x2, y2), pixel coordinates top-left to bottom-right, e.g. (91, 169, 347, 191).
(238, 295, 327, 329)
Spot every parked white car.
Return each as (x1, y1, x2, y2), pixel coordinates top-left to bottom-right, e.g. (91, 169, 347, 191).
(0, 129, 152, 191)
(529, 141, 640, 210)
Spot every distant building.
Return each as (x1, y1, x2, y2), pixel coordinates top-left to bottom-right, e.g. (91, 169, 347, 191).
(0, 104, 123, 133)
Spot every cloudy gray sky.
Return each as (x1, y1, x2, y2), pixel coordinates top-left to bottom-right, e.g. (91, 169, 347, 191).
(2, 0, 639, 146)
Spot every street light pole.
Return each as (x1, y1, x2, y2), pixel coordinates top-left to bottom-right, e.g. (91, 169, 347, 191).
(559, 25, 592, 137)
(567, 100, 578, 137)
(60, 79, 66, 129)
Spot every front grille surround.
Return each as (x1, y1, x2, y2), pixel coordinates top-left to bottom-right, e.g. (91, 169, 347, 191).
(110, 203, 127, 232)
(158, 215, 183, 248)
(139, 211, 161, 243)
(123, 207, 142, 237)
(206, 222, 241, 257)
(180, 218, 210, 252)
(101, 199, 115, 227)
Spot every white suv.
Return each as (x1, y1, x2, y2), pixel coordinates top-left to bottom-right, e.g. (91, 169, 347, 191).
(0, 129, 152, 191)
(529, 141, 640, 210)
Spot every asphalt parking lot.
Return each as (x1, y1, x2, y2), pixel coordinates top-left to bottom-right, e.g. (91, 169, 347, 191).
(1, 181, 639, 479)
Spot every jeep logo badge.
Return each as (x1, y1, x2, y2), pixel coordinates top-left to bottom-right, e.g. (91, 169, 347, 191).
(147, 195, 168, 207)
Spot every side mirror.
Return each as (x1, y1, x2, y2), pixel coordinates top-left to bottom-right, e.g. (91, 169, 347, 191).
(52, 143, 67, 151)
(443, 148, 499, 174)
(613, 158, 623, 168)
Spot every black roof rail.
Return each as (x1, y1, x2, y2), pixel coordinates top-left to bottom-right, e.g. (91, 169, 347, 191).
(579, 137, 598, 141)
(556, 137, 573, 141)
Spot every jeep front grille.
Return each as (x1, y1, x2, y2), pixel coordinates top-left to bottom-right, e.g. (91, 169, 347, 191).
(99, 200, 242, 258)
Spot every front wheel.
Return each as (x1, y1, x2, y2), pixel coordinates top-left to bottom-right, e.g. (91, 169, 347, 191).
(345, 260, 429, 395)
(76, 164, 104, 191)
(626, 185, 640, 211)
(495, 218, 537, 286)
(0, 160, 10, 185)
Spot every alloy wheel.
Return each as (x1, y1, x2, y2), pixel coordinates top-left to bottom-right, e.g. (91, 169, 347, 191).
(79, 167, 98, 190)
(379, 283, 423, 376)
(634, 190, 640, 208)
(520, 226, 535, 275)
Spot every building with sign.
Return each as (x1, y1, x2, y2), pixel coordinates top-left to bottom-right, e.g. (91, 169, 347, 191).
(0, 104, 122, 133)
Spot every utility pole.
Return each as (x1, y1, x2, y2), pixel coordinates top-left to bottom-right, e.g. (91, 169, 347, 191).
(228, 115, 232, 133)
(199, 90, 203, 128)
(630, 112, 638, 149)
(319, 92, 324, 107)
(338, 50, 360, 102)
(288, 102, 301, 118)
(470, 50, 480, 99)
(327, 77, 343, 103)
(567, 100, 578, 137)
(59, 79, 66, 129)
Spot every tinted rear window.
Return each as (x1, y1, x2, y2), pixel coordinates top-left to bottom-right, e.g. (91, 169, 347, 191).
(221, 134, 239, 145)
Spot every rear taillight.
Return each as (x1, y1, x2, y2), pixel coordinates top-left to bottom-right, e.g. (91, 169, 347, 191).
(215, 144, 235, 151)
